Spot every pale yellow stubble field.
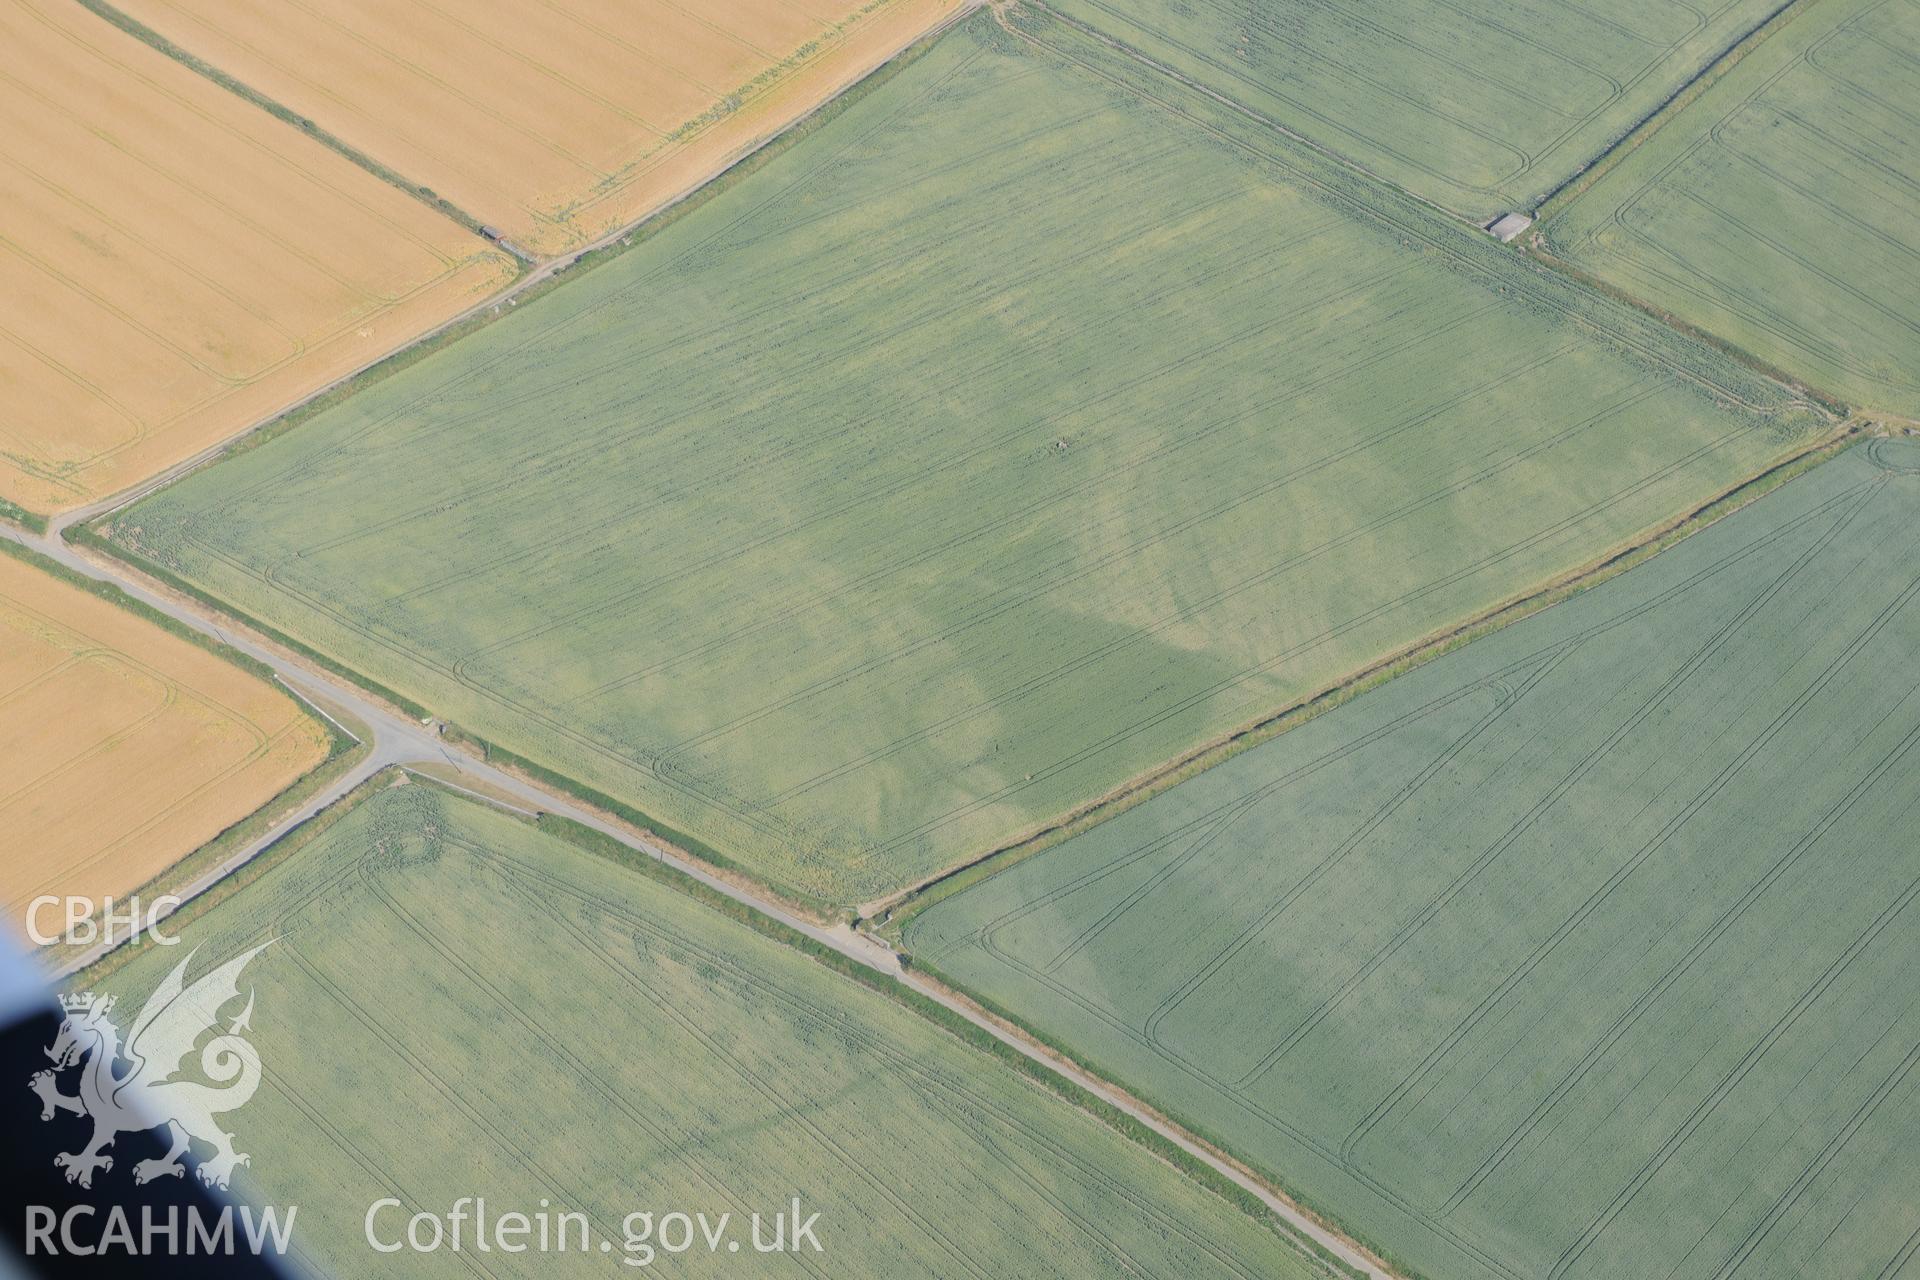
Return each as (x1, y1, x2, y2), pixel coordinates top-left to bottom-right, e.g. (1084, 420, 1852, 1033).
(103, 0, 973, 257)
(0, 550, 330, 930)
(0, 0, 516, 518)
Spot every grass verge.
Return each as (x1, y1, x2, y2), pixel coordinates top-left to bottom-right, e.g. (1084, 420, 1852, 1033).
(0, 539, 369, 975)
(62, 523, 433, 721)
(0, 499, 49, 534)
(886, 434, 1889, 1280)
(67, 519, 854, 923)
(43, 727, 368, 977)
(444, 727, 846, 923)
(4, 536, 287, 688)
(62, 16, 977, 929)
(908, 949, 1404, 1278)
(70, 767, 1362, 1277)
(533, 800, 1365, 1278)
(69, 767, 389, 991)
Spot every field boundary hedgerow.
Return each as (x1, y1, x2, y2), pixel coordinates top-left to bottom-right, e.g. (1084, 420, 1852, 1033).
(1016, 0, 1471, 223)
(27, 2, 976, 542)
(63, 518, 852, 926)
(0, 536, 368, 972)
(85, 2, 1836, 914)
(72, 404, 1857, 1276)
(1028, 0, 1796, 223)
(68, 507, 1398, 1270)
(75, 0, 982, 264)
(897, 434, 1920, 1280)
(2, 535, 307, 694)
(38, 723, 369, 979)
(1, 0, 520, 525)
(70, 767, 1363, 1278)
(1530, 0, 1920, 420)
(1521, 0, 1869, 422)
(0, 499, 48, 535)
(1016, 0, 1856, 425)
(532, 799, 1365, 1278)
(23, 2, 1894, 1276)
(1001, 0, 1829, 418)
(1519, 245, 1852, 420)
(90, 0, 979, 257)
(875, 424, 1861, 929)
(1006, 0, 1853, 423)
(62, 3, 968, 528)
(1530, 0, 1817, 223)
(64, 522, 435, 721)
(446, 729, 848, 922)
(904, 949, 1411, 1278)
(68, 769, 399, 992)
(75, 0, 506, 245)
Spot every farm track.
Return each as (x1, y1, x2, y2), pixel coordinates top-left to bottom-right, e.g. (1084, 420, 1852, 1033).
(6, 4, 1875, 1275)
(95, 4, 1829, 907)
(0, 8, 1386, 1269)
(1, 505, 1394, 1280)
(21, 437, 1860, 1280)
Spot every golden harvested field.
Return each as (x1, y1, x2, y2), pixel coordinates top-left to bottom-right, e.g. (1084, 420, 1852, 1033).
(104, 0, 973, 256)
(0, 547, 329, 930)
(0, 0, 516, 518)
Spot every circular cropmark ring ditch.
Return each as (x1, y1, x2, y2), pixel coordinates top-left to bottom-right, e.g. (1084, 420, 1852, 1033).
(1865, 436, 1920, 476)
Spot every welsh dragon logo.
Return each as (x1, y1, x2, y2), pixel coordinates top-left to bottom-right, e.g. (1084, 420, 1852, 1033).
(29, 945, 268, 1191)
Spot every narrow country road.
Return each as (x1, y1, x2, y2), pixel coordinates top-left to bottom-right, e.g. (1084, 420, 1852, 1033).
(0, 6, 1385, 1254)
(7, 504, 892, 985)
(3, 510, 1392, 1279)
(3, 48, 1389, 1239)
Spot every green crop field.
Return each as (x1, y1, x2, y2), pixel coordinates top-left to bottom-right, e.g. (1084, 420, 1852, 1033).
(90, 779, 1337, 1279)
(104, 7, 1821, 907)
(1041, 0, 1784, 221)
(1547, 0, 1920, 417)
(907, 440, 1920, 1280)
